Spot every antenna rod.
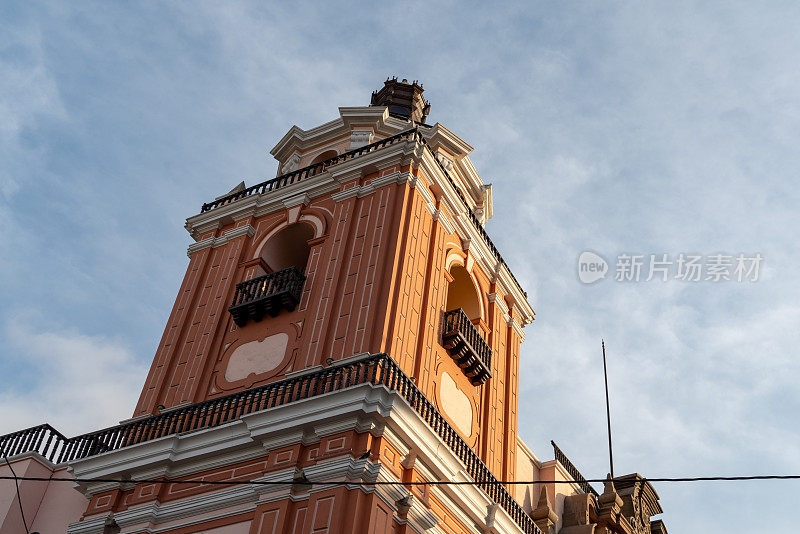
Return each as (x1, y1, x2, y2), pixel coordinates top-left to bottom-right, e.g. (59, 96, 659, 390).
(602, 339, 615, 481)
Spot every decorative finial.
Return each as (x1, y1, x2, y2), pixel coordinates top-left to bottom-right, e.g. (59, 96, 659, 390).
(603, 473, 616, 493)
(370, 77, 431, 123)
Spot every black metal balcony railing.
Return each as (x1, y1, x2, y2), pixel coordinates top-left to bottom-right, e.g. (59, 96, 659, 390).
(201, 128, 424, 213)
(0, 354, 542, 534)
(228, 267, 305, 326)
(0, 424, 69, 464)
(551, 440, 599, 497)
(441, 308, 493, 385)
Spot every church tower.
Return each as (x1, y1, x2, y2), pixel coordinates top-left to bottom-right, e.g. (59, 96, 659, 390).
(133, 76, 534, 486)
(121, 75, 535, 530)
(0, 79, 668, 534)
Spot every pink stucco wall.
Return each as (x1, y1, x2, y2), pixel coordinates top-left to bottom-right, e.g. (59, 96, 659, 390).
(0, 454, 87, 534)
(29, 465, 87, 533)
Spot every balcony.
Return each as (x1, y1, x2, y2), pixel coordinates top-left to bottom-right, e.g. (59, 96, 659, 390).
(441, 308, 493, 385)
(228, 267, 305, 326)
(0, 353, 544, 534)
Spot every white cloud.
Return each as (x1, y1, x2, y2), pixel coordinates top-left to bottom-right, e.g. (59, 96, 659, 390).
(0, 319, 145, 436)
(2, 2, 800, 531)
(0, 24, 66, 199)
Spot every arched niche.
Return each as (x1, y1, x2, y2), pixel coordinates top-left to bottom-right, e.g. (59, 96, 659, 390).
(445, 264, 482, 321)
(310, 149, 338, 166)
(260, 222, 315, 272)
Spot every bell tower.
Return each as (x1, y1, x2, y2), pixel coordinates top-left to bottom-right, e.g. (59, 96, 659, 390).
(0, 80, 670, 534)
(46, 80, 543, 534)
(133, 80, 533, 482)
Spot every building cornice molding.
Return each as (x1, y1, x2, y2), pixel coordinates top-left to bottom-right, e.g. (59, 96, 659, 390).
(418, 149, 535, 324)
(487, 293, 509, 315)
(3, 450, 58, 471)
(421, 123, 474, 158)
(270, 106, 411, 164)
(488, 293, 513, 326)
(511, 316, 526, 342)
(412, 175, 438, 217)
(186, 137, 422, 238)
(330, 171, 416, 203)
(185, 176, 339, 238)
(432, 208, 455, 235)
(68, 383, 526, 534)
(420, 123, 494, 217)
(69, 486, 259, 533)
(282, 192, 311, 209)
(186, 224, 255, 256)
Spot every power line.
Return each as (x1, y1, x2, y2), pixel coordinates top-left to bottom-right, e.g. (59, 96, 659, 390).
(1, 451, 30, 534)
(3, 474, 800, 488)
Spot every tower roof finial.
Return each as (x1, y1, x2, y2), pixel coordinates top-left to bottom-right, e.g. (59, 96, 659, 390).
(370, 77, 431, 123)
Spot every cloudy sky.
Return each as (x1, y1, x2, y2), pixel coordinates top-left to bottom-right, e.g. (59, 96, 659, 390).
(3, 2, 800, 531)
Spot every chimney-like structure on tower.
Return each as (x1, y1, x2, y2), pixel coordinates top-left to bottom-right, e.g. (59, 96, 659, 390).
(370, 76, 431, 123)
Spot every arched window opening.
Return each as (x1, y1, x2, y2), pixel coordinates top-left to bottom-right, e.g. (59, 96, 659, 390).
(441, 264, 492, 385)
(229, 222, 315, 326)
(445, 265, 481, 322)
(310, 149, 338, 167)
(261, 223, 315, 272)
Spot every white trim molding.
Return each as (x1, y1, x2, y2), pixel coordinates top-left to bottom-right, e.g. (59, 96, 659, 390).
(331, 171, 415, 202)
(186, 225, 255, 256)
(68, 383, 527, 534)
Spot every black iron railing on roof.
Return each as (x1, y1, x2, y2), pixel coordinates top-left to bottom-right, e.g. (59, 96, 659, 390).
(419, 140, 527, 297)
(551, 440, 600, 497)
(0, 354, 541, 534)
(228, 267, 305, 326)
(0, 424, 68, 463)
(442, 308, 492, 385)
(199, 126, 527, 298)
(200, 128, 424, 213)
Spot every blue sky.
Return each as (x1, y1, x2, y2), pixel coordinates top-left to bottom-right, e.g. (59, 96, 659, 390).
(3, 2, 800, 531)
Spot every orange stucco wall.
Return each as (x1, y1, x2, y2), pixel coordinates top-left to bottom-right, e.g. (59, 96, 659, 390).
(133, 135, 526, 487)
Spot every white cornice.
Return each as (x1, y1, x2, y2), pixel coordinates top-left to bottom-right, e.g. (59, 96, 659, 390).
(186, 225, 255, 256)
(413, 176, 437, 217)
(3, 450, 57, 471)
(432, 208, 455, 235)
(185, 176, 338, 237)
(511, 317, 526, 342)
(488, 293, 512, 326)
(282, 192, 311, 208)
(418, 149, 535, 324)
(187, 137, 422, 237)
(69, 459, 388, 534)
(420, 123, 492, 214)
(422, 123, 474, 157)
(331, 171, 415, 202)
(270, 106, 412, 163)
(68, 381, 528, 534)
